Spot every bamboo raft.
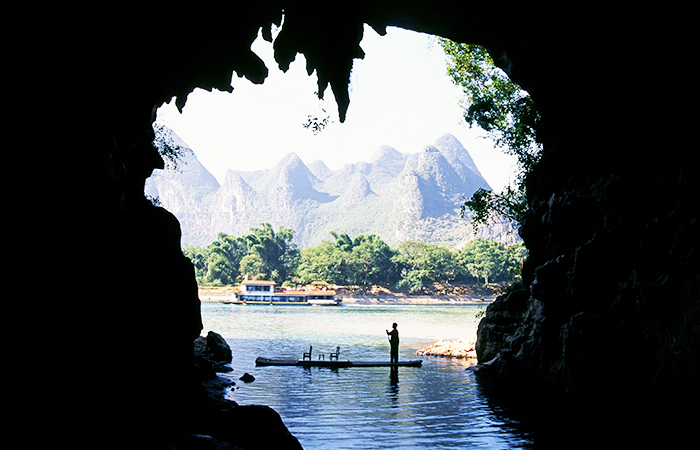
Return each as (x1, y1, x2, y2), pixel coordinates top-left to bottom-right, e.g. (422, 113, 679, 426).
(255, 357, 422, 368)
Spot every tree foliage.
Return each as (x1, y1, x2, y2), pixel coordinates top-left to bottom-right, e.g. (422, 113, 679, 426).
(392, 241, 459, 292)
(295, 232, 398, 286)
(242, 223, 299, 283)
(185, 226, 527, 290)
(456, 238, 506, 284)
(504, 241, 528, 281)
(152, 123, 188, 170)
(182, 224, 298, 285)
(439, 39, 542, 228)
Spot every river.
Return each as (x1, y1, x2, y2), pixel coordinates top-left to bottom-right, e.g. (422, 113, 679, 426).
(201, 302, 534, 449)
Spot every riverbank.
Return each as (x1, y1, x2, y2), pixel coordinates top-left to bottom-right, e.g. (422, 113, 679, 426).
(340, 295, 494, 305)
(198, 282, 504, 304)
(416, 339, 478, 363)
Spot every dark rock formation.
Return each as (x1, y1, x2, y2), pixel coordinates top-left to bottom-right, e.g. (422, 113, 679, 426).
(189, 333, 300, 449)
(239, 373, 255, 383)
(13, 1, 696, 448)
(474, 283, 532, 365)
(195, 331, 234, 373)
(206, 331, 234, 364)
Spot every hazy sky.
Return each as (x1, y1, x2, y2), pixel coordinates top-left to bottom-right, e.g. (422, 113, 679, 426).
(155, 25, 517, 191)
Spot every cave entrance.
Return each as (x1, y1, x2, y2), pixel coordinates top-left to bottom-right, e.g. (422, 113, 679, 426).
(151, 24, 519, 251)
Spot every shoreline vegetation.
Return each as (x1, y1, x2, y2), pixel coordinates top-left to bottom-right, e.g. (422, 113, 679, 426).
(185, 226, 528, 294)
(198, 282, 504, 304)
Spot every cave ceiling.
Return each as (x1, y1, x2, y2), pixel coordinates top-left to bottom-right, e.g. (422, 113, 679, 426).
(89, 2, 570, 137)
(36, 1, 687, 198)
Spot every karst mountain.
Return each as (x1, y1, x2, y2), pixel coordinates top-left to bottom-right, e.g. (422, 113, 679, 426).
(146, 131, 514, 248)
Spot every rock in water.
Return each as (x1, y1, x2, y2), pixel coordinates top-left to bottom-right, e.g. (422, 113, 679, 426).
(239, 373, 255, 383)
(206, 331, 232, 363)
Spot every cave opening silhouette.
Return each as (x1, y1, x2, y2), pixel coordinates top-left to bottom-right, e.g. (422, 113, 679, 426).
(13, 3, 696, 448)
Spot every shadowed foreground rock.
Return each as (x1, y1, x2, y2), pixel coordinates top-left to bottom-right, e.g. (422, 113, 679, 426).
(191, 331, 302, 449)
(195, 330, 234, 370)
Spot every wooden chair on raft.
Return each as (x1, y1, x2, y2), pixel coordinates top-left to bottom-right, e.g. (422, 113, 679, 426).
(329, 346, 340, 361)
(303, 346, 312, 360)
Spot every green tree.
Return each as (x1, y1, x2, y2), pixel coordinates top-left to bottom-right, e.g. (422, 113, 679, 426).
(241, 223, 300, 284)
(184, 225, 299, 286)
(347, 234, 398, 285)
(201, 233, 249, 285)
(206, 252, 235, 285)
(294, 240, 346, 285)
(392, 241, 458, 292)
(456, 238, 507, 284)
(182, 244, 209, 284)
(504, 241, 528, 281)
(329, 230, 355, 252)
(296, 232, 398, 286)
(439, 39, 542, 228)
(239, 253, 269, 280)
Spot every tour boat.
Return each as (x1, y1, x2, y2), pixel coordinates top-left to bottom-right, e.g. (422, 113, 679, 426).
(224, 280, 341, 306)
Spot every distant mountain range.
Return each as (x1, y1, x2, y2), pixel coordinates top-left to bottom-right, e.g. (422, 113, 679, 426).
(146, 131, 516, 248)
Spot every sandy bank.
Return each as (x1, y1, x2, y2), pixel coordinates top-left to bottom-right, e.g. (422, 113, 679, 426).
(197, 290, 495, 305)
(199, 291, 237, 303)
(339, 295, 494, 305)
(416, 339, 478, 364)
(197, 283, 502, 304)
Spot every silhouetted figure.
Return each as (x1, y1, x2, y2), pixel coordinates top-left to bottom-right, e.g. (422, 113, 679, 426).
(386, 323, 399, 364)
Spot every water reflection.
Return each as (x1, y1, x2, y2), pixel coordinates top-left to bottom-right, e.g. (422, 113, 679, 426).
(202, 303, 534, 449)
(387, 367, 399, 408)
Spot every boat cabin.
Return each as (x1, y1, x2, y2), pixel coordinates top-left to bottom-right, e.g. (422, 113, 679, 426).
(231, 280, 340, 305)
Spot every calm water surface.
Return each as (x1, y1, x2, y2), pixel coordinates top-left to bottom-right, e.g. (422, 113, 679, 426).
(201, 302, 534, 449)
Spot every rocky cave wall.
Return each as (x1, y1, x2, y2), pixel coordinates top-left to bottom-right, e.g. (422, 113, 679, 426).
(15, 1, 697, 447)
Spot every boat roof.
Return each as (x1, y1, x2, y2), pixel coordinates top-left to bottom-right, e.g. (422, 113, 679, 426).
(239, 280, 276, 285)
(281, 290, 335, 295)
(235, 280, 336, 293)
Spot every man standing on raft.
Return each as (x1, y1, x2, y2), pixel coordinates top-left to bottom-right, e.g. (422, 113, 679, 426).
(386, 323, 399, 364)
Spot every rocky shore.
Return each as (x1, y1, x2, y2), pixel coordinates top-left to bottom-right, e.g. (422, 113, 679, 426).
(189, 331, 303, 449)
(416, 339, 478, 363)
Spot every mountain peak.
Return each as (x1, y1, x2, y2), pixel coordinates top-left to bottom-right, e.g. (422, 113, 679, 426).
(223, 169, 251, 188)
(371, 145, 405, 164)
(368, 145, 408, 186)
(433, 134, 490, 190)
(148, 133, 511, 247)
(341, 173, 377, 209)
(307, 160, 333, 181)
(259, 152, 333, 204)
(403, 150, 465, 195)
(277, 152, 303, 167)
(433, 134, 482, 174)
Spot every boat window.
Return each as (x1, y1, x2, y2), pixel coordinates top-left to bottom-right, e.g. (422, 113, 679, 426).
(248, 285, 271, 292)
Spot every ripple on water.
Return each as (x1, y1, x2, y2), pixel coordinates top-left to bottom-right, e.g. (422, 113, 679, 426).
(203, 303, 533, 449)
